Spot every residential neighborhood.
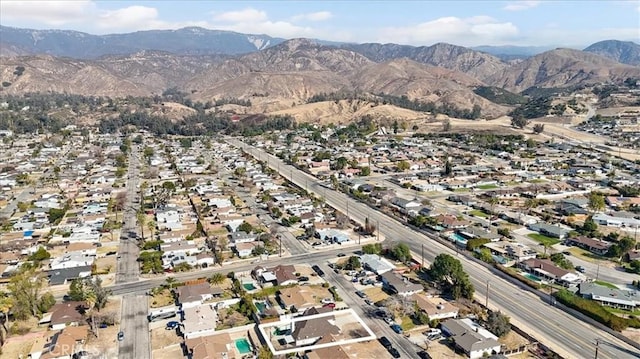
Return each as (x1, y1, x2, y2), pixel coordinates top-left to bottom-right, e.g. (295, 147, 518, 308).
(0, 119, 638, 359)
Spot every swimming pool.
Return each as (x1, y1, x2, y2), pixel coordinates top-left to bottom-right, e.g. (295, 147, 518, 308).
(255, 301, 267, 313)
(235, 338, 252, 354)
(449, 233, 467, 244)
(523, 273, 542, 282)
(243, 283, 257, 291)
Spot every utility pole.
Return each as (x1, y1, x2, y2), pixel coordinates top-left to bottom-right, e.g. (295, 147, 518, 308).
(596, 263, 600, 281)
(421, 243, 424, 268)
(594, 339, 600, 359)
(347, 201, 349, 218)
(485, 280, 490, 308)
(376, 219, 380, 241)
(278, 235, 282, 257)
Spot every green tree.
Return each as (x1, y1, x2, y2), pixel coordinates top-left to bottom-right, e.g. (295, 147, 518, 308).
(392, 243, 411, 263)
(7, 267, 50, 319)
(143, 146, 154, 163)
(533, 123, 545, 134)
(334, 157, 348, 170)
(444, 160, 453, 177)
(486, 311, 511, 337)
(396, 160, 410, 172)
(28, 247, 51, 262)
(360, 166, 371, 176)
(429, 254, 474, 299)
(346, 256, 362, 270)
(588, 192, 605, 214)
(0, 291, 13, 347)
(238, 221, 253, 233)
(511, 115, 529, 129)
(362, 243, 383, 255)
(257, 344, 274, 359)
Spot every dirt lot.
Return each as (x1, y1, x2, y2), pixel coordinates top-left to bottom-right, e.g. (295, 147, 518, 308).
(2, 331, 45, 359)
(363, 287, 390, 303)
(340, 340, 390, 359)
(95, 256, 116, 274)
(149, 289, 175, 308)
(151, 327, 182, 350)
(153, 343, 183, 359)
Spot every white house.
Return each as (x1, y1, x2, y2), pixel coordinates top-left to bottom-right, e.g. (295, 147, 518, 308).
(181, 304, 218, 339)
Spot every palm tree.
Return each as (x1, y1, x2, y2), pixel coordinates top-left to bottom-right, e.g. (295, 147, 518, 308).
(136, 211, 146, 241)
(147, 220, 156, 241)
(84, 290, 98, 338)
(488, 196, 499, 215)
(165, 277, 177, 289)
(209, 273, 225, 286)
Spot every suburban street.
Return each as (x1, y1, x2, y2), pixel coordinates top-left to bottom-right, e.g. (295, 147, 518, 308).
(117, 146, 150, 359)
(232, 138, 640, 359)
(321, 262, 421, 358)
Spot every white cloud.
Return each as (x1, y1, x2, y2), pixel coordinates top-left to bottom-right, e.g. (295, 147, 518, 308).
(377, 16, 519, 46)
(291, 11, 333, 22)
(213, 8, 267, 23)
(503, 1, 541, 11)
(0, 0, 96, 26)
(210, 7, 320, 38)
(97, 6, 160, 30)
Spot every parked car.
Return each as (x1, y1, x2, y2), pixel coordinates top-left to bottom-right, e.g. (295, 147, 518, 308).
(390, 324, 403, 334)
(355, 290, 367, 298)
(312, 265, 325, 277)
(389, 347, 401, 358)
(337, 253, 346, 257)
(378, 336, 392, 349)
(364, 299, 374, 306)
(321, 298, 334, 304)
(117, 331, 124, 341)
(417, 351, 431, 359)
(323, 302, 336, 309)
(576, 266, 585, 273)
(166, 321, 180, 330)
(424, 328, 441, 336)
(298, 276, 309, 282)
(384, 317, 394, 325)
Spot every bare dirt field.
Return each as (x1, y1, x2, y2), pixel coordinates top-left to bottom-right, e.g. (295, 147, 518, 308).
(152, 343, 183, 359)
(150, 327, 182, 351)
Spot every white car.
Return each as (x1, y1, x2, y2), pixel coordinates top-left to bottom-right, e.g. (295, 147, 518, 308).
(321, 298, 334, 304)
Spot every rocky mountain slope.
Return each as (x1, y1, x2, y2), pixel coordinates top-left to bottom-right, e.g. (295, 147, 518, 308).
(485, 48, 640, 93)
(583, 40, 640, 66)
(0, 25, 285, 59)
(342, 42, 507, 81)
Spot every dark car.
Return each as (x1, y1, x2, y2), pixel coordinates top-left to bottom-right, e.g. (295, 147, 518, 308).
(417, 351, 431, 359)
(311, 265, 325, 277)
(166, 321, 180, 330)
(575, 265, 586, 273)
(298, 276, 309, 282)
(337, 253, 346, 257)
(378, 336, 392, 349)
(389, 347, 401, 358)
(355, 290, 367, 298)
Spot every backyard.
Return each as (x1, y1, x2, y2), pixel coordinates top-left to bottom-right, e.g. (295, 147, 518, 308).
(527, 233, 561, 246)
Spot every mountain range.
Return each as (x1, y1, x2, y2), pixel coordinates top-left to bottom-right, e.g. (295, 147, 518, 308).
(1, 25, 639, 120)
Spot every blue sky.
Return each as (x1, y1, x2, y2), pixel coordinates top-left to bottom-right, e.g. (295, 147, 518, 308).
(1, 1, 638, 47)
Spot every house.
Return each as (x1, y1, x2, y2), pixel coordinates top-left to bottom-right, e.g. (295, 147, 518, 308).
(278, 287, 318, 312)
(518, 258, 582, 286)
(176, 282, 214, 308)
(48, 265, 92, 285)
(48, 302, 86, 330)
(235, 241, 262, 258)
(435, 214, 470, 229)
(390, 197, 422, 214)
(228, 231, 258, 246)
(270, 264, 298, 286)
(185, 332, 239, 359)
(49, 252, 94, 270)
(527, 222, 570, 239)
(565, 236, 611, 255)
(291, 307, 340, 346)
(360, 254, 395, 274)
(482, 242, 537, 264)
(181, 304, 218, 339)
(593, 213, 640, 228)
(29, 326, 88, 359)
(579, 282, 640, 310)
(441, 318, 502, 359)
(380, 272, 423, 296)
(316, 228, 350, 244)
(411, 293, 459, 320)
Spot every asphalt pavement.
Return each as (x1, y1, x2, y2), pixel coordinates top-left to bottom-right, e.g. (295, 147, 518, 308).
(232, 138, 640, 359)
(117, 146, 150, 359)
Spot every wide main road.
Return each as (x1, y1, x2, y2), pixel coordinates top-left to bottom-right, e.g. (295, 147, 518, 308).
(230, 139, 640, 359)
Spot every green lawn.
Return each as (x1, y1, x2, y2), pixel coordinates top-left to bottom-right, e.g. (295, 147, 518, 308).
(594, 280, 618, 289)
(453, 188, 470, 192)
(528, 179, 547, 184)
(399, 315, 416, 331)
(469, 210, 489, 218)
(527, 233, 561, 246)
(477, 184, 499, 190)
